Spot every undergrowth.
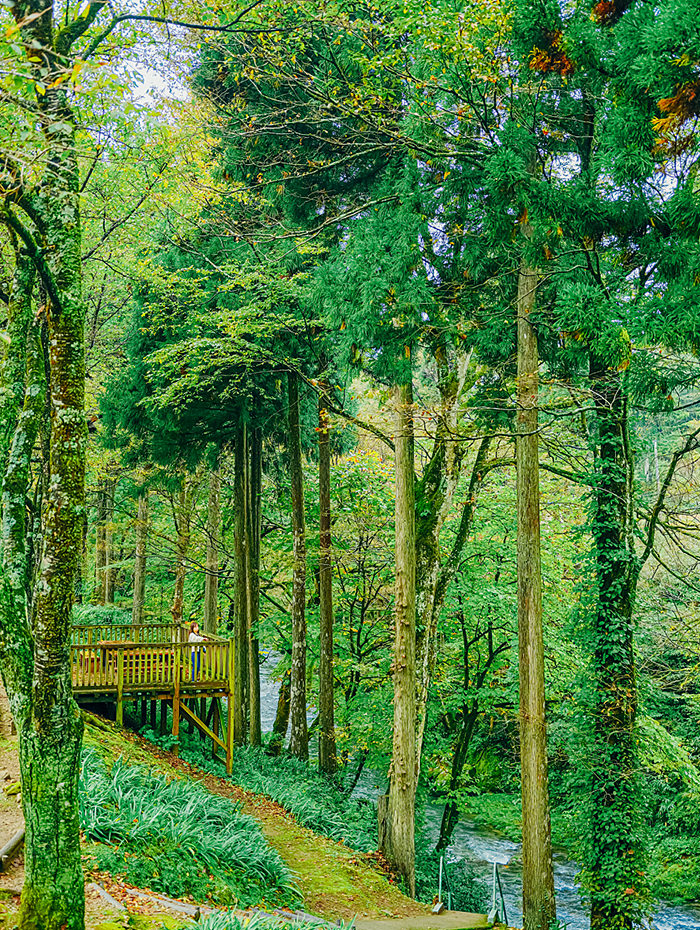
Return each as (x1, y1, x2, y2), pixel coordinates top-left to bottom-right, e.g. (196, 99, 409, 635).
(183, 913, 353, 930)
(141, 729, 488, 913)
(80, 747, 297, 908)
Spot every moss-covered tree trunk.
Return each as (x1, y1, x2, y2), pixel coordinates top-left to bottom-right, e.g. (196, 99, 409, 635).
(382, 375, 416, 897)
(1, 104, 87, 928)
(288, 371, 309, 761)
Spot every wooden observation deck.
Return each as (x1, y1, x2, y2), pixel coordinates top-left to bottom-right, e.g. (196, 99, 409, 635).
(71, 622, 234, 772)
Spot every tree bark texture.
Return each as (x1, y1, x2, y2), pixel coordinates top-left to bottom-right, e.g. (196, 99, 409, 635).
(104, 474, 116, 604)
(383, 376, 416, 897)
(247, 427, 262, 746)
(233, 424, 249, 744)
(170, 475, 194, 627)
(414, 344, 474, 764)
(204, 465, 221, 635)
(0, 7, 95, 923)
(268, 668, 291, 756)
(317, 389, 337, 774)
(516, 253, 556, 930)
(131, 489, 149, 624)
(94, 481, 107, 605)
(288, 372, 309, 761)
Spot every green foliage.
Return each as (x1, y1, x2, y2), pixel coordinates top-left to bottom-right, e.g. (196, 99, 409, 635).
(72, 604, 132, 625)
(178, 739, 378, 853)
(185, 913, 353, 930)
(79, 748, 296, 907)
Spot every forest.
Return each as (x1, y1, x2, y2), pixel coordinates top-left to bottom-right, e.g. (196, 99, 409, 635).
(1, 0, 700, 929)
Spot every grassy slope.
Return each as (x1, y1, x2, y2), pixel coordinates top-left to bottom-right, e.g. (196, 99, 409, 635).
(84, 715, 430, 923)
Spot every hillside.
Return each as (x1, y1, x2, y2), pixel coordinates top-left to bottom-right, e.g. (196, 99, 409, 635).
(0, 711, 491, 930)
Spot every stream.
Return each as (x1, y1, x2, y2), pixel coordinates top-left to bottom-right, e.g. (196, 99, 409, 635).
(258, 653, 700, 929)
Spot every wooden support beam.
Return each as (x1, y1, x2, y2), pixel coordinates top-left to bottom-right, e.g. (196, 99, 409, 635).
(212, 699, 221, 761)
(177, 699, 227, 751)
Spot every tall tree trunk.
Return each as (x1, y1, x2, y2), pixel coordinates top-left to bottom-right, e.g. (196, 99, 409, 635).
(171, 475, 194, 627)
(414, 345, 473, 763)
(204, 465, 221, 635)
(587, 363, 643, 930)
(132, 488, 149, 625)
(0, 8, 98, 922)
(516, 252, 556, 930)
(94, 481, 107, 604)
(288, 371, 309, 761)
(233, 423, 249, 745)
(318, 388, 337, 774)
(268, 668, 291, 756)
(104, 474, 116, 604)
(382, 375, 417, 897)
(248, 427, 262, 746)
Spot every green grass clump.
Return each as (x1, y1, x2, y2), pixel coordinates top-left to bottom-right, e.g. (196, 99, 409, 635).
(80, 747, 297, 907)
(167, 736, 378, 854)
(185, 913, 352, 930)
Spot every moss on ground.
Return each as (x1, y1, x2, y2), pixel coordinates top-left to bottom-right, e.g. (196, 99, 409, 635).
(84, 714, 430, 922)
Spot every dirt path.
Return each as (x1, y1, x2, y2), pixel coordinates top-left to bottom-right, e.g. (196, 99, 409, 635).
(0, 713, 493, 928)
(0, 682, 23, 879)
(85, 715, 432, 922)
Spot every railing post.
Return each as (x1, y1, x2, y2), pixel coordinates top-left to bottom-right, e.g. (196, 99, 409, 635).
(116, 649, 124, 726)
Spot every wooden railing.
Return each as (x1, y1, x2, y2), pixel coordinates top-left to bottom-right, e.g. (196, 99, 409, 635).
(71, 623, 228, 647)
(70, 621, 233, 699)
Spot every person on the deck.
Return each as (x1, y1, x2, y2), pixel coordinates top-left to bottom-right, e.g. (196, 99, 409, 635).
(188, 621, 206, 679)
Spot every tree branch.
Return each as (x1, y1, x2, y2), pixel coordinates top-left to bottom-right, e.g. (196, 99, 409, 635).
(638, 425, 700, 570)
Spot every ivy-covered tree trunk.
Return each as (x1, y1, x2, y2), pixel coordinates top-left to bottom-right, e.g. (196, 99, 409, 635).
(585, 361, 645, 930)
(288, 372, 309, 761)
(317, 389, 336, 774)
(132, 488, 149, 624)
(204, 465, 221, 635)
(516, 253, 556, 930)
(382, 374, 417, 897)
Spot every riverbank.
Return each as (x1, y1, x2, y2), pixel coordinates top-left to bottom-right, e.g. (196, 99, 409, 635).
(434, 791, 700, 930)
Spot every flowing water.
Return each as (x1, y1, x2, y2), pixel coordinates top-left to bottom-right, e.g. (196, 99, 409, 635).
(258, 655, 700, 929)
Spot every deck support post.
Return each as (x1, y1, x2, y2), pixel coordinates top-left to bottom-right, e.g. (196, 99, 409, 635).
(173, 646, 181, 755)
(227, 642, 234, 774)
(116, 650, 124, 726)
(212, 699, 221, 760)
(151, 699, 156, 731)
(160, 698, 167, 734)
